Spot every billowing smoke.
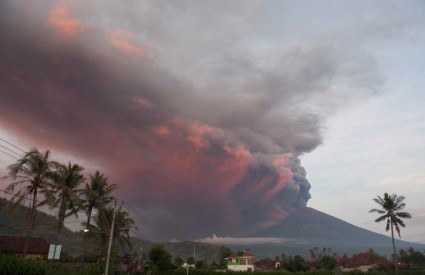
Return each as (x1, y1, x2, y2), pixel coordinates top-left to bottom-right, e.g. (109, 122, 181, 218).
(0, 1, 381, 239)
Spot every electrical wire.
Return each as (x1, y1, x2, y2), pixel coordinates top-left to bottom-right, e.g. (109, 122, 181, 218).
(0, 144, 23, 158)
(0, 137, 26, 153)
(0, 149, 19, 160)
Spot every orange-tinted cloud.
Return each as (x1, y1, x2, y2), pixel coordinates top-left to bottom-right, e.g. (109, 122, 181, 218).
(223, 145, 252, 159)
(263, 169, 293, 201)
(187, 122, 214, 150)
(272, 153, 293, 168)
(49, 5, 83, 38)
(154, 125, 171, 137)
(108, 29, 155, 59)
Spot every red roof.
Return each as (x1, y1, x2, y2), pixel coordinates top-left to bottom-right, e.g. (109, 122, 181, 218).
(0, 236, 50, 255)
(336, 252, 390, 267)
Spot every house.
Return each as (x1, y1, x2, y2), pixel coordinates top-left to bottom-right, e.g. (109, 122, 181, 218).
(0, 236, 50, 259)
(255, 258, 276, 270)
(334, 251, 390, 272)
(227, 249, 255, 271)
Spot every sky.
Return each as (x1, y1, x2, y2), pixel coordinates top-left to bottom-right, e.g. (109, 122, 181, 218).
(0, 1, 424, 243)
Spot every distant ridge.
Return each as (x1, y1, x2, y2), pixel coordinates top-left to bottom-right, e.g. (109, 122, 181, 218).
(245, 207, 425, 258)
(256, 207, 393, 244)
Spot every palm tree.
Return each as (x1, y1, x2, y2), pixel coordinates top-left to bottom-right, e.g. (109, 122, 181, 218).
(0, 148, 60, 255)
(50, 162, 85, 233)
(369, 193, 412, 274)
(81, 171, 117, 230)
(1, 149, 60, 232)
(92, 206, 135, 253)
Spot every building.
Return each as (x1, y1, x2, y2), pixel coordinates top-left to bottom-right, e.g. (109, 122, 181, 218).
(0, 236, 50, 259)
(227, 249, 255, 271)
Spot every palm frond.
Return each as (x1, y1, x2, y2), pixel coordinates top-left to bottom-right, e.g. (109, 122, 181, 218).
(396, 212, 412, 219)
(369, 209, 385, 214)
(374, 214, 388, 223)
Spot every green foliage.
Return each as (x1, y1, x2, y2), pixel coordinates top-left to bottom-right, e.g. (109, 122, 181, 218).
(219, 245, 231, 267)
(0, 253, 47, 275)
(91, 205, 135, 253)
(81, 171, 117, 230)
(195, 259, 206, 269)
(187, 256, 195, 264)
(318, 255, 337, 270)
(309, 246, 333, 269)
(399, 247, 425, 268)
(1, 149, 61, 233)
(284, 255, 309, 272)
(174, 255, 184, 267)
(49, 162, 85, 233)
(149, 244, 173, 272)
(370, 193, 412, 237)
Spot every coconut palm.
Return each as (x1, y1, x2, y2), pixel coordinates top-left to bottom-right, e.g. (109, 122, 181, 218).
(369, 193, 412, 274)
(49, 162, 85, 233)
(91, 206, 135, 252)
(1, 149, 60, 232)
(81, 171, 117, 230)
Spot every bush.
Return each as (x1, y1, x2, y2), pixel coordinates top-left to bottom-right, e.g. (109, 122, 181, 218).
(284, 255, 309, 272)
(0, 253, 47, 275)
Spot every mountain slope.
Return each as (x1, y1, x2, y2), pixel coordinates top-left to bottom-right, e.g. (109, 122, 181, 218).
(256, 207, 389, 243)
(248, 207, 424, 257)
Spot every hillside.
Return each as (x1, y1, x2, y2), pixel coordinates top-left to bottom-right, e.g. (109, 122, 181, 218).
(0, 197, 221, 261)
(249, 207, 425, 258)
(0, 197, 87, 256)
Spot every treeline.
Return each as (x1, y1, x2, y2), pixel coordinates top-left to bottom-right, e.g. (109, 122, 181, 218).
(399, 247, 425, 268)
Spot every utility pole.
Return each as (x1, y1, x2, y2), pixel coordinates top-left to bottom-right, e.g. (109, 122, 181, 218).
(105, 201, 117, 275)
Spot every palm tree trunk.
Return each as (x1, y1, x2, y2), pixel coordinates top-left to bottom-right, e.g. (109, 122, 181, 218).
(30, 189, 38, 229)
(80, 208, 93, 271)
(24, 189, 38, 255)
(86, 207, 92, 229)
(391, 220, 398, 275)
(23, 199, 32, 256)
(58, 199, 67, 233)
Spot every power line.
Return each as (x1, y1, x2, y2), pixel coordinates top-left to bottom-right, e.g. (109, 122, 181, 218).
(0, 137, 26, 153)
(129, 228, 150, 241)
(121, 201, 185, 240)
(0, 149, 19, 160)
(121, 203, 164, 233)
(0, 188, 38, 202)
(0, 144, 23, 158)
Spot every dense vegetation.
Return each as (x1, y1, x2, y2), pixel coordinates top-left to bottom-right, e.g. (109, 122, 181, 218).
(3, 249, 425, 275)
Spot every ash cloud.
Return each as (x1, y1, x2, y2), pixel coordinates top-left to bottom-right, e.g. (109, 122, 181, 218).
(0, 1, 382, 239)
